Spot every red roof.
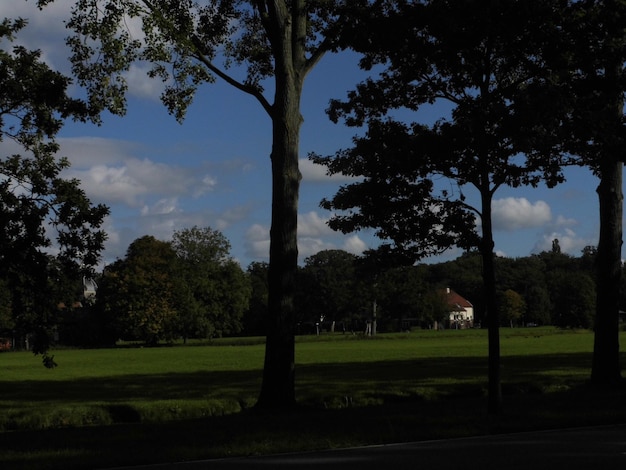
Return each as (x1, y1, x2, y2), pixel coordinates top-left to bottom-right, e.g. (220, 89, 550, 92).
(441, 288, 473, 311)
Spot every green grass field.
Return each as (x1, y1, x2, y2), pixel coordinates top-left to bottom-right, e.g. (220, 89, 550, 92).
(1, 327, 625, 469)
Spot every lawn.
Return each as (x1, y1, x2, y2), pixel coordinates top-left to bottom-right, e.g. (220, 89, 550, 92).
(1, 327, 625, 469)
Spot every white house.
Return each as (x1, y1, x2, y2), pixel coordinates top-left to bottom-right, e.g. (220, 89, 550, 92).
(442, 287, 474, 329)
(83, 276, 97, 301)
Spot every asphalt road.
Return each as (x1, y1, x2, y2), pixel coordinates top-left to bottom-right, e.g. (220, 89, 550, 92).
(113, 424, 626, 470)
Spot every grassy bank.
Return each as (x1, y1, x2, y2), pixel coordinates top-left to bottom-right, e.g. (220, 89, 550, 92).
(1, 328, 625, 469)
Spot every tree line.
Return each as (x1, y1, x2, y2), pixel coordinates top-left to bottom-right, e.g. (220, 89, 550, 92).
(2, 230, 615, 350)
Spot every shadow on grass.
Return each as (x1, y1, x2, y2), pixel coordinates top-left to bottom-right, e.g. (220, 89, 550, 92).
(1, 352, 593, 408)
(0, 369, 262, 405)
(2, 380, 626, 470)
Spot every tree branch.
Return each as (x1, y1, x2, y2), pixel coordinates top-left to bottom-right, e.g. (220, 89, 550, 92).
(189, 37, 273, 116)
(141, 0, 273, 116)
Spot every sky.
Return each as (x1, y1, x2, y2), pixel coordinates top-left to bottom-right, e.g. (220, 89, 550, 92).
(1, 1, 611, 269)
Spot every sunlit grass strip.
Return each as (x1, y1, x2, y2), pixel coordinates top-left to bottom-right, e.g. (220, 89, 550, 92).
(0, 327, 621, 432)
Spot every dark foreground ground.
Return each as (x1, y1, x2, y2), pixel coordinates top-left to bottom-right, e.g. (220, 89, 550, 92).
(3, 384, 626, 470)
(110, 424, 626, 470)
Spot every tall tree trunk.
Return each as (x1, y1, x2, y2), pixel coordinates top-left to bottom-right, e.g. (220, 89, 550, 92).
(481, 188, 502, 414)
(257, 9, 304, 407)
(591, 157, 623, 386)
(591, 53, 623, 387)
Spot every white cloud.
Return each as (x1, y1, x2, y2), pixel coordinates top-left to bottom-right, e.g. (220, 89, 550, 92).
(141, 198, 179, 216)
(492, 197, 552, 231)
(342, 235, 368, 255)
(65, 160, 192, 207)
(124, 63, 167, 100)
(194, 175, 218, 197)
(59, 137, 220, 207)
(553, 214, 578, 228)
(299, 158, 355, 183)
(243, 214, 367, 262)
(532, 228, 594, 255)
(298, 211, 333, 237)
(89, 165, 146, 206)
(298, 238, 336, 259)
(245, 224, 271, 260)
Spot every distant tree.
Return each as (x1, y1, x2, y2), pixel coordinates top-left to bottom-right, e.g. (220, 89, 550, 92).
(494, 255, 551, 325)
(421, 289, 451, 329)
(522, 283, 552, 326)
(215, 260, 251, 336)
(537, 249, 579, 275)
(0, 279, 13, 335)
(243, 262, 269, 337)
(97, 236, 180, 345)
(349, 246, 420, 335)
(42, 0, 355, 408)
(311, 0, 568, 413)
(297, 250, 362, 332)
(548, 270, 596, 329)
(620, 263, 626, 315)
(0, 18, 108, 363)
(376, 265, 436, 331)
(538, 247, 594, 329)
(579, 246, 598, 276)
(172, 226, 249, 340)
(499, 289, 526, 328)
(172, 226, 231, 265)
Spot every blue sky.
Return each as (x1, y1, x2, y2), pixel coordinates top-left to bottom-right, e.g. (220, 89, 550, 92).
(2, 1, 607, 268)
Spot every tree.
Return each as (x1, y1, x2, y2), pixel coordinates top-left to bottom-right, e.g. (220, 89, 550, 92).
(562, 0, 625, 386)
(311, 0, 567, 413)
(243, 261, 269, 336)
(499, 289, 526, 328)
(0, 278, 14, 335)
(42, 0, 353, 408)
(548, 270, 596, 329)
(579, 245, 598, 275)
(172, 226, 249, 340)
(97, 236, 180, 345)
(297, 250, 363, 332)
(522, 283, 552, 326)
(420, 288, 450, 330)
(376, 265, 432, 330)
(0, 18, 108, 363)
